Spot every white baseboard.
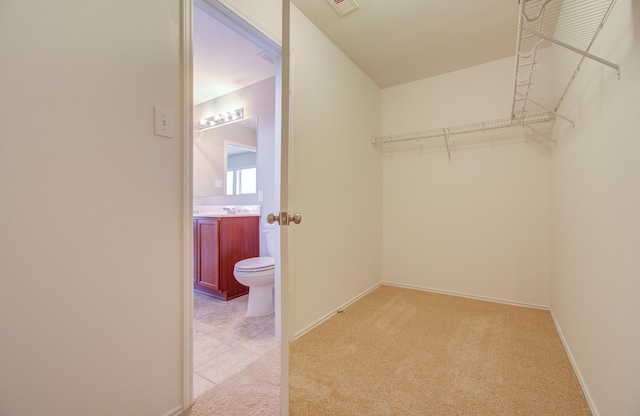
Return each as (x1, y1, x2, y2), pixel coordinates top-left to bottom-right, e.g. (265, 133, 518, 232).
(549, 308, 600, 416)
(381, 281, 550, 310)
(293, 281, 550, 340)
(293, 282, 382, 339)
(161, 404, 184, 416)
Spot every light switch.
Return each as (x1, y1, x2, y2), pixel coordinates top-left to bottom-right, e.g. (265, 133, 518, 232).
(215, 179, 223, 188)
(154, 106, 174, 138)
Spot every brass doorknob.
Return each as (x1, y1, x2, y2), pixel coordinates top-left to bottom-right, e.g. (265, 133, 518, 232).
(267, 212, 302, 225)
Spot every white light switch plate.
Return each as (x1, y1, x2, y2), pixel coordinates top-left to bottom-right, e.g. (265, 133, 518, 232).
(154, 106, 174, 138)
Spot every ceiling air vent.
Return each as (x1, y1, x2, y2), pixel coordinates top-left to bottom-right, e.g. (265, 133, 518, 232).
(326, 0, 359, 16)
(257, 52, 275, 65)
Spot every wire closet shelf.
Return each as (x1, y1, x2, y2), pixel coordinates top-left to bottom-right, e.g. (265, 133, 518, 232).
(373, 112, 551, 146)
(375, 0, 619, 157)
(511, 0, 618, 127)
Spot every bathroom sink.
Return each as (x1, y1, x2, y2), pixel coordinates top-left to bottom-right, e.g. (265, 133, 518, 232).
(194, 212, 259, 217)
(193, 205, 261, 217)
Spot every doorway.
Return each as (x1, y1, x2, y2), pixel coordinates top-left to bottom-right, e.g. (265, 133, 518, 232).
(187, 0, 285, 408)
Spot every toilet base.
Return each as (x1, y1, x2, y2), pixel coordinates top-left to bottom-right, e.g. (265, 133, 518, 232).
(246, 284, 274, 317)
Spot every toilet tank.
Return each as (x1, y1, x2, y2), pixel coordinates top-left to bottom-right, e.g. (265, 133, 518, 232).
(263, 223, 277, 257)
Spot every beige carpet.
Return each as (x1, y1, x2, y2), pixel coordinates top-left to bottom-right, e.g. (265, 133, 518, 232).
(182, 346, 281, 416)
(290, 285, 591, 415)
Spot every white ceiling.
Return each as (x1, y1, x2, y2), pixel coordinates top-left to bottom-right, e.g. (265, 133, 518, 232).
(193, 6, 276, 105)
(194, 0, 521, 103)
(291, 0, 521, 88)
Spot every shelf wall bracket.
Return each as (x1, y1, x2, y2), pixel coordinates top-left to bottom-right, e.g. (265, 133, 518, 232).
(526, 124, 556, 144)
(522, 27, 620, 74)
(443, 129, 451, 162)
(522, 96, 574, 128)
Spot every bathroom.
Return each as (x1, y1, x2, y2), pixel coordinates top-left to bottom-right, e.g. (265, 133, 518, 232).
(191, 3, 280, 399)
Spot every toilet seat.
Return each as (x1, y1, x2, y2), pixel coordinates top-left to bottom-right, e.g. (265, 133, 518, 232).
(234, 256, 275, 273)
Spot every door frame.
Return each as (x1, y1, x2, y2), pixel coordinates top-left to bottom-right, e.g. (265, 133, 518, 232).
(181, 0, 290, 411)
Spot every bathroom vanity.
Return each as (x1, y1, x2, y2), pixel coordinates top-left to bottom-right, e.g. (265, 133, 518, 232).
(193, 214, 260, 300)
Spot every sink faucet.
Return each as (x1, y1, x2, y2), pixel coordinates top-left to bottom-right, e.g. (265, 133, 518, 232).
(223, 207, 236, 214)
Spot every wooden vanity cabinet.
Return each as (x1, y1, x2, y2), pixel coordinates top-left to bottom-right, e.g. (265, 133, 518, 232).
(193, 216, 259, 300)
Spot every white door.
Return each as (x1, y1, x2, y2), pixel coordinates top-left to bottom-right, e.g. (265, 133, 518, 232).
(276, 2, 292, 413)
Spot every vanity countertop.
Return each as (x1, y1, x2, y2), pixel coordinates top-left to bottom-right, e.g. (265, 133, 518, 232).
(193, 213, 260, 218)
(193, 205, 261, 218)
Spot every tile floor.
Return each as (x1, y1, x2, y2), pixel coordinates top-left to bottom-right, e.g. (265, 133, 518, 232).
(192, 291, 279, 400)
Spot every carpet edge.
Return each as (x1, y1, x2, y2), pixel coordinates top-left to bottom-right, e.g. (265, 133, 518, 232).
(382, 281, 551, 310)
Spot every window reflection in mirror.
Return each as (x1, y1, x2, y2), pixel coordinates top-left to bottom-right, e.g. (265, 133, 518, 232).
(225, 144, 256, 195)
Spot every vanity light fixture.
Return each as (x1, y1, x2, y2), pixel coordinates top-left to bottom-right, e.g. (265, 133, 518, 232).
(195, 108, 244, 131)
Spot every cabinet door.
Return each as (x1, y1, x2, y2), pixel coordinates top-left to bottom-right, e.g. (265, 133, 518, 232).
(197, 219, 220, 291)
(219, 216, 260, 296)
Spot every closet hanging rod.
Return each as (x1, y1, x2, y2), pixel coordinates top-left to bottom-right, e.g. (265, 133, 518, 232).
(373, 112, 552, 147)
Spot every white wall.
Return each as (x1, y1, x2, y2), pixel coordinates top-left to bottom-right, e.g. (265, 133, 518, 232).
(221, 0, 282, 45)
(0, 2, 184, 416)
(550, 1, 640, 414)
(289, 6, 383, 335)
(381, 57, 552, 307)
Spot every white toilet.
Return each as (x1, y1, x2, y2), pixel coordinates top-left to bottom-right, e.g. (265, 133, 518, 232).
(233, 223, 276, 317)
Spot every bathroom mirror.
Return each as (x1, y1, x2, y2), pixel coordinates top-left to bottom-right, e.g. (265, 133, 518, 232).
(193, 117, 257, 196)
